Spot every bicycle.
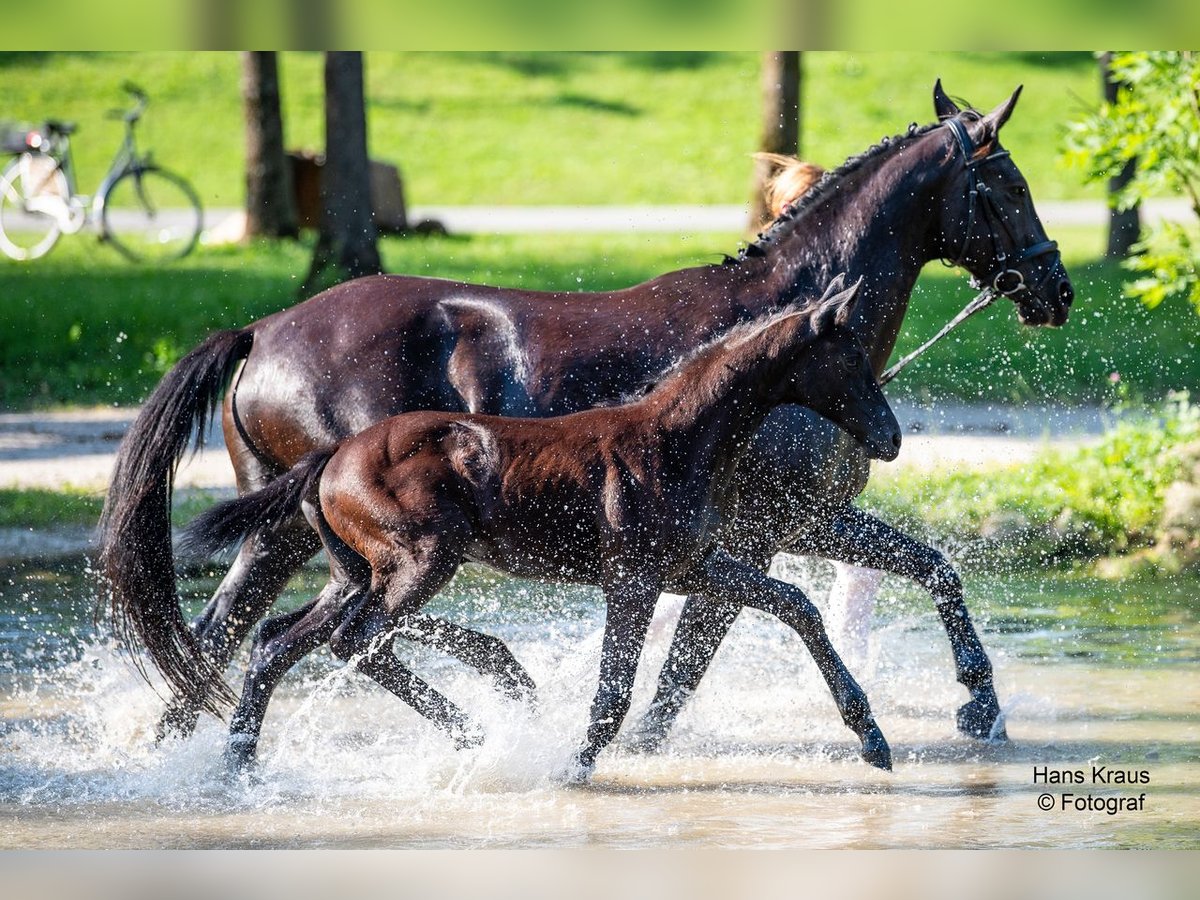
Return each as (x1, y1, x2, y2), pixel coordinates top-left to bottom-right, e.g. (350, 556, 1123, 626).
(0, 82, 203, 263)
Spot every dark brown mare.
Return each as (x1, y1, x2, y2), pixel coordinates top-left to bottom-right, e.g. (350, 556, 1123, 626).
(179, 282, 902, 777)
(100, 82, 1072, 741)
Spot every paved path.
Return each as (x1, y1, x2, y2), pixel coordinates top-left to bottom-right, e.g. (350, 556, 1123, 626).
(202, 199, 1192, 237)
(0, 401, 1107, 494)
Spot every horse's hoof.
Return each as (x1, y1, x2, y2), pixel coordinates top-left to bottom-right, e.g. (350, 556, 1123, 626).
(565, 753, 596, 786)
(957, 696, 1007, 742)
(223, 734, 259, 779)
(860, 726, 893, 771)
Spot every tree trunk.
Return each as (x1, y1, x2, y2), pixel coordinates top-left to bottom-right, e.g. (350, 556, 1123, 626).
(302, 51, 381, 295)
(750, 51, 801, 232)
(1101, 52, 1141, 259)
(242, 52, 298, 239)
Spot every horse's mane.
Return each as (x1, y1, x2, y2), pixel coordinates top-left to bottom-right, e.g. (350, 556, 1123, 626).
(732, 112, 980, 263)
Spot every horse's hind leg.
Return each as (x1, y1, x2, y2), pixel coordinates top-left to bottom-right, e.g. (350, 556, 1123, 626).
(800, 505, 1004, 740)
(398, 614, 536, 703)
(225, 580, 352, 773)
(157, 518, 322, 743)
(681, 550, 891, 771)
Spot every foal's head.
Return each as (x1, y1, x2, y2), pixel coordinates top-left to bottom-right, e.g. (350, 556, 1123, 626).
(782, 279, 902, 461)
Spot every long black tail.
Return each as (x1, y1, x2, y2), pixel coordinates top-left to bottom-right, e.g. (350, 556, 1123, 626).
(98, 328, 253, 717)
(178, 449, 335, 561)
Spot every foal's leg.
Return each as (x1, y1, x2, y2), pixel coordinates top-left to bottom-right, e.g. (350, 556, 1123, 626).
(630, 544, 772, 752)
(397, 614, 536, 703)
(328, 538, 480, 750)
(682, 550, 892, 771)
(225, 581, 352, 773)
(796, 505, 1005, 740)
(572, 573, 661, 781)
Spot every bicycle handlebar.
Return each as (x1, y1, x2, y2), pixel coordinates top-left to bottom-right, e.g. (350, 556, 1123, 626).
(112, 83, 148, 125)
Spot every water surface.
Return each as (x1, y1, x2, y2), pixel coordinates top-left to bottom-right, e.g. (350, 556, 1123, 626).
(1, 557, 1196, 848)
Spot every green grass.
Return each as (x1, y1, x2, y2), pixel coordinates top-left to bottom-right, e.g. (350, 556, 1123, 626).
(0, 51, 1105, 208)
(1, 225, 1197, 410)
(0, 487, 100, 529)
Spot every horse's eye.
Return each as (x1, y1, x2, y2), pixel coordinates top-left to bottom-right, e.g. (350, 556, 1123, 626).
(1011, 184, 1027, 198)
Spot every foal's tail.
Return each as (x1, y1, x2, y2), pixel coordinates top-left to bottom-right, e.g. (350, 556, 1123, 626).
(98, 328, 253, 717)
(178, 448, 336, 561)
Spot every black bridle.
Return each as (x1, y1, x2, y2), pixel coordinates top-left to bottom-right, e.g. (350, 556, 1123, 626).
(879, 119, 1062, 386)
(945, 116, 1060, 297)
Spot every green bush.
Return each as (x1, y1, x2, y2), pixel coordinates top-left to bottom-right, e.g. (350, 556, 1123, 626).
(863, 394, 1200, 567)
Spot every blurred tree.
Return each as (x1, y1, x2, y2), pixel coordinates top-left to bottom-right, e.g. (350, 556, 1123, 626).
(749, 51, 801, 232)
(1099, 52, 1140, 259)
(1064, 51, 1200, 315)
(242, 51, 298, 239)
(302, 51, 381, 295)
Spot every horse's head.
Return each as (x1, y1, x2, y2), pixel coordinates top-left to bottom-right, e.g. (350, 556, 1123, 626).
(791, 277, 902, 461)
(930, 80, 1074, 327)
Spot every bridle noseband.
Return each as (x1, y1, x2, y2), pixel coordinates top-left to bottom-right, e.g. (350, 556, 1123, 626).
(945, 117, 1060, 297)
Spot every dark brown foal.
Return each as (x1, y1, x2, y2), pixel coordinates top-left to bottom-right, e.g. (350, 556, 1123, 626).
(181, 279, 902, 780)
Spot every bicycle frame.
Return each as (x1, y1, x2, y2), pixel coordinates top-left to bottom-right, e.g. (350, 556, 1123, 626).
(23, 94, 150, 233)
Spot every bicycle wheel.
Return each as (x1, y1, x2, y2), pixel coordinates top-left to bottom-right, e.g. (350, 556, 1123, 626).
(101, 165, 202, 263)
(0, 154, 67, 261)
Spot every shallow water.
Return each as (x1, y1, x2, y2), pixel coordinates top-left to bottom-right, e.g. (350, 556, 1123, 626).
(1, 556, 1196, 848)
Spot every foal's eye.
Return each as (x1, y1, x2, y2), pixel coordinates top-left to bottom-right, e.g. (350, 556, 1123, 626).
(1011, 184, 1027, 198)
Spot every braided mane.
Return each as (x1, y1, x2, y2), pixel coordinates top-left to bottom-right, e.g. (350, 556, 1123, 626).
(733, 116, 974, 262)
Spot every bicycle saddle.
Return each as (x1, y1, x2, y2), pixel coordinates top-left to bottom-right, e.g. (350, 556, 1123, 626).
(44, 120, 76, 136)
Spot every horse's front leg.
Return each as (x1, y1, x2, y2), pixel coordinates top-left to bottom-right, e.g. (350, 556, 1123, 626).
(802, 504, 1005, 741)
(572, 571, 662, 782)
(682, 550, 892, 770)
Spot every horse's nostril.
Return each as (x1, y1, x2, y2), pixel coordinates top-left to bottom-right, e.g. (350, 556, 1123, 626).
(892, 431, 902, 449)
(1059, 279, 1075, 306)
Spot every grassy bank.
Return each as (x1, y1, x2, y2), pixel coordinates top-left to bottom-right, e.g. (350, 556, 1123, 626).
(864, 397, 1200, 571)
(3, 226, 1198, 410)
(0, 51, 1103, 208)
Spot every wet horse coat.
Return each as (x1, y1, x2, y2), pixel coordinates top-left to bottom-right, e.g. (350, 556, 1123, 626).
(181, 284, 901, 777)
(101, 83, 1072, 740)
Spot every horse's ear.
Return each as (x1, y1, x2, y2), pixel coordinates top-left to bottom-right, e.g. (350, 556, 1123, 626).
(933, 79, 961, 120)
(818, 272, 847, 304)
(975, 84, 1023, 146)
(814, 277, 863, 333)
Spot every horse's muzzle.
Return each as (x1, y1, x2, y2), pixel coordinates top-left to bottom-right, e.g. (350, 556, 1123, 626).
(1017, 268, 1074, 328)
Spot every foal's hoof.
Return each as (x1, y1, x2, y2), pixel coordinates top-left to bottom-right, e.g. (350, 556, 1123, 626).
(623, 725, 668, 756)
(452, 724, 485, 751)
(859, 726, 893, 772)
(957, 696, 1007, 742)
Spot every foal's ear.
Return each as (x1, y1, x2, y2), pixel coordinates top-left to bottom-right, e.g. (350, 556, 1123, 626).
(814, 277, 863, 334)
(975, 85, 1023, 146)
(818, 272, 847, 303)
(933, 79, 961, 120)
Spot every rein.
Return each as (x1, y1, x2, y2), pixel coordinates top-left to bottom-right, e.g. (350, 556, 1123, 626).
(878, 116, 1059, 387)
(879, 286, 996, 386)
